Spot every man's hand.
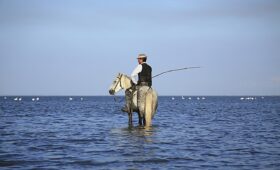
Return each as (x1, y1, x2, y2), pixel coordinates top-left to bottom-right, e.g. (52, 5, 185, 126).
(130, 80, 136, 90)
(131, 80, 136, 86)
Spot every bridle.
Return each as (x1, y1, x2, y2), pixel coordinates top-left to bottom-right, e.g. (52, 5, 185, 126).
(112, 74, 123, 92)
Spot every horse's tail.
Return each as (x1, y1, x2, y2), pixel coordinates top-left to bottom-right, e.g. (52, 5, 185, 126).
(153, 90, 158, 118)
(145, 88, 157, 126)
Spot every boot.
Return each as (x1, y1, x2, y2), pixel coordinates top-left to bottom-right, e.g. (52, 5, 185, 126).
(121, 106, 129, 113)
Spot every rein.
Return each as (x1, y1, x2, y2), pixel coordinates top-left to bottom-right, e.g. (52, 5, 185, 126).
(112, 74, 123, 92)
(112, 74, 123, 102)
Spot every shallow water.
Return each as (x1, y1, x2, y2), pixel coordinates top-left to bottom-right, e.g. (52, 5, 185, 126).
(0, 96, 280, 169)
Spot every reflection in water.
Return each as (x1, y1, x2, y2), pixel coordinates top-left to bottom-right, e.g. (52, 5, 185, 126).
(112, 125, 156, 144)
(109, 125, 160, 165)
(128, 125, 155, 142)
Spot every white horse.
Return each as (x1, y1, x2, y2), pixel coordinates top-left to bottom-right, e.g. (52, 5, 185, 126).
(109, 73, 158, 126)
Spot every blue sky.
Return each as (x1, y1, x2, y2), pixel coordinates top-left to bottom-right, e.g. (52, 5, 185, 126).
(0, 0, 279, 96)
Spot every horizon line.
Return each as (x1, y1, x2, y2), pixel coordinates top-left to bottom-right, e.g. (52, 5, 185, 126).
(1, 95, 280, 97)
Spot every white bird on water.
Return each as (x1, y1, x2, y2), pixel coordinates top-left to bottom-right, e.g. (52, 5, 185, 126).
(182, 96, 185, 100)
(188, 97, 192, 100)
(18, 97, 22, 101)
(14, 97, 18, 101)
(32, 98, 35, 101)
(69, 97, 73, 101)
(172, 97, 175, 100)
(36, 97, 40, 101)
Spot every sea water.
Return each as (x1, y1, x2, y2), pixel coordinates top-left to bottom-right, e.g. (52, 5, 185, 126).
(0, 96, 280, 169)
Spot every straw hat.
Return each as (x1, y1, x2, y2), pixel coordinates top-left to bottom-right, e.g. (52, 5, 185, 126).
(137, 54, 147, 59)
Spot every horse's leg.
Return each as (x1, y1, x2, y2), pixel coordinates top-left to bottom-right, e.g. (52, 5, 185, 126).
(137, 86, 146, 126)
(137, 112, 142, 126)
(128, 110, 133, 125)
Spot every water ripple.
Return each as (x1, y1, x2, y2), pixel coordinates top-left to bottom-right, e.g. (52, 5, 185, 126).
(0, 96, 280, 169)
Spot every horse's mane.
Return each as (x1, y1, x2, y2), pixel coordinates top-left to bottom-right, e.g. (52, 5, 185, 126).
(122, 74, 132, 81)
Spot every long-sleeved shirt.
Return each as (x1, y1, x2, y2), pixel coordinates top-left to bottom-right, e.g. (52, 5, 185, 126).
(131, 62, 146, 84)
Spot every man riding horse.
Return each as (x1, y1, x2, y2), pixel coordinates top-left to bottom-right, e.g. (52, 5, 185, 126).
(122, 54, 152, 116)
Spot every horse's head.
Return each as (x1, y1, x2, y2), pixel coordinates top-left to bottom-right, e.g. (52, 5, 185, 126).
(109, 73, 124, 95)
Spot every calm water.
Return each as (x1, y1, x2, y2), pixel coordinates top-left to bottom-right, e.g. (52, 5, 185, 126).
(0, 96, 280, 169)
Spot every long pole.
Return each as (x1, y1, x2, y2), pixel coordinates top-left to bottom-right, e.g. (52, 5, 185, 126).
(152, 67, 200, 78)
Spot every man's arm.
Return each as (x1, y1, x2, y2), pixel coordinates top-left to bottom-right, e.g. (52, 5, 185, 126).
(131, 65, 142, 84)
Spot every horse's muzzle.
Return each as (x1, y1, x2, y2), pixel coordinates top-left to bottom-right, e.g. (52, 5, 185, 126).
(109, 89, 115, 95)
